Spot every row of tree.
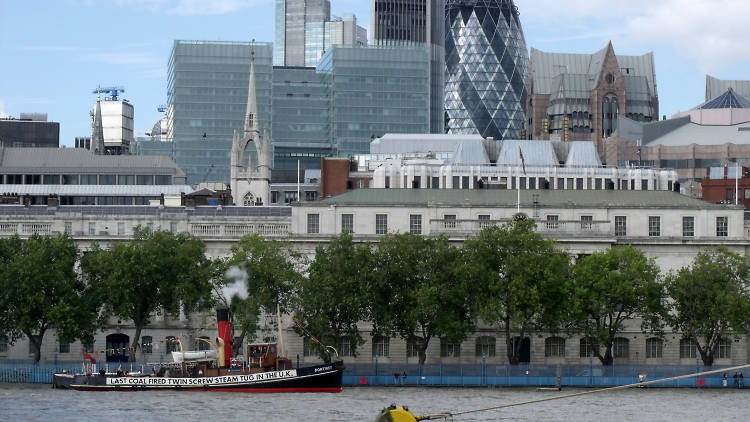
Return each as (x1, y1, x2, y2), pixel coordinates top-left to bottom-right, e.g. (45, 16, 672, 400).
(1, 221, 749, 366)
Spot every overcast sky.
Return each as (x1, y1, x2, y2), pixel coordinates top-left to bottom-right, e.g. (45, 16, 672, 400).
(2, 0, 750, 146)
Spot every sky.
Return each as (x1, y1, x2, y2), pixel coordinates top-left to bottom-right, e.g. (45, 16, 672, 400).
(2, 0, 750, 147)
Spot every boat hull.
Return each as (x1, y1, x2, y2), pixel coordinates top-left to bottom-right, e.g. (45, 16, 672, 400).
(54, 362, 343, 393)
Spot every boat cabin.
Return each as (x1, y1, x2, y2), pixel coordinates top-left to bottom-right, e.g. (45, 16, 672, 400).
(247, 342, 292, 371)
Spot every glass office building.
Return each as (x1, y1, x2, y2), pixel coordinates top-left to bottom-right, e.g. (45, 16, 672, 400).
(317, 45, 431, 157)
(166, 41, 273, 185)
(274, 0, 331, 67)
(445, 0, 529, 140)
(271, 66, 331, 182)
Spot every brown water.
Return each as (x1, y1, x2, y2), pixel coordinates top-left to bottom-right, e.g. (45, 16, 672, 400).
(0, 384, 746, 421)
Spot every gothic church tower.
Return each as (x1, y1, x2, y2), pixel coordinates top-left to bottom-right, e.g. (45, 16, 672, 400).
(230, 45, 272, 206)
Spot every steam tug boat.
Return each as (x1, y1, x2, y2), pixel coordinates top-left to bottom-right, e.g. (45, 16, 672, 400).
(53, 310, 344, 393)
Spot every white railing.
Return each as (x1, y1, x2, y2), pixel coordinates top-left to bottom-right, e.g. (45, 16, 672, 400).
(21, 223, 52, 235)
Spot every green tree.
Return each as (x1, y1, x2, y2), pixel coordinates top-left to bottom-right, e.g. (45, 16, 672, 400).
(370, 233, 472, 365)
(571, 245, 664, 366)
(0, 234, 98, 362)
(666, 247, 750, 366)
(295, 233, 373, 361)
(462, 220, 571, 365)
(81, 228, 214, 359)
(211, 257, 261, 356)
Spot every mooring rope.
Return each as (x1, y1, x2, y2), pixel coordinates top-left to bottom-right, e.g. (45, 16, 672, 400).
(418, 362, 750, 420)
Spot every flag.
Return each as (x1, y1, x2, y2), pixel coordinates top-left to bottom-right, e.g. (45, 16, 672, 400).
(519, 146, 526, 175)
(83, 352, 97, 364)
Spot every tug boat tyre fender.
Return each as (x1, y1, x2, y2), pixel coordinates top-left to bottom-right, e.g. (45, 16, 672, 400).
(374, 405, 420, 422)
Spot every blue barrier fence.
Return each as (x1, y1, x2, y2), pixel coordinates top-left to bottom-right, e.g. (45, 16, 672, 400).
(1, 360, 746, 388)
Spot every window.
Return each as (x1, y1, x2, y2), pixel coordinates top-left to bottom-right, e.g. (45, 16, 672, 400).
(406, 337, 421, 359)
(81, 174, 97, 185)
(64, 222, 72, 234)
(376, 214, 388, 235)
(118, 175, 134, 185)
(136, 175, 154, 185)
(98, 174, 116, 185)
(170, 222, 178, 234)
(82, 342, 94, 353)
(303, 337, 317, 357)
(306, 214, 320, 234)
(580, 337, 599, 358)
(716, 216, 728, 237)
(682, 216, 695, 237)
(304, 191, 318, 201)
(546, 215, 559, 229)
(478, 214, 491, 229)
(197, 336, 211, 351)
(545, 337, 566, 357)
(141, 336, 152, 354)
(444, 214, 456, 229)
(648, 216, 661, 237)
(28, 335, 40, 355)
(580, 215, 593, 230)
(646, 338, 662, 358)
(475, 336, 496, 357)
(341, 214, 354, 233)
(242, 192, 255, 207)
(615, 216, 627, 236)
(613, 338, 629, 358)
(43, 175, 60, 184)
(284, 191, 298, 203)
(372, 336, 389, 357)
(718, 339, 731, 359)
(409, 214, 422, 234)
(117, 222, 125, 236)
(679, 339, 697, 359)
(440, 339, 461, 358)
(155, 175, 172, 185)
(88, 222, 96, 235)
(0, 335, 8, 353)
(165, 336, 178, 353)
(59, 341, 70, 354)
(337, 339, 354, 357)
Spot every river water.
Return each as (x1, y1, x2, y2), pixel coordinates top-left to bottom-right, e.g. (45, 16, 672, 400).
(0, 384, 746, 421)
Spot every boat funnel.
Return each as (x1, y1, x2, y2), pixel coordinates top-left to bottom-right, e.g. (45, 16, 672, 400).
(216, 309, 232, 367)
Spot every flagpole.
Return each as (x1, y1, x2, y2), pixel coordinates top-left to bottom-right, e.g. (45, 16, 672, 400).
(517, 168, 520, 213)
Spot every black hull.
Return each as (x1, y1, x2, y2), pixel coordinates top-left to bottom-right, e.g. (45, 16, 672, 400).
(53, 362, 343, 393)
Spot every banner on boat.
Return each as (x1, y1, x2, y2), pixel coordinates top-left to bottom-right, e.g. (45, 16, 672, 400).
(105, 369, 298, 386)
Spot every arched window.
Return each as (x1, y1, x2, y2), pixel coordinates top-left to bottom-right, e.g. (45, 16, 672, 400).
(545, 337, 566, 357)
(602, 98, 610, 137)
(242, 192, 255, 207)
(645, 338, 662, 358)
(475, 336, 495, 357)
(579, 337, 599, 358)
(613, 337, 629, 358)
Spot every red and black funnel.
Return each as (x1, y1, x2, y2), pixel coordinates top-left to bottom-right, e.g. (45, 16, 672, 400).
(217, 309, 232, 367)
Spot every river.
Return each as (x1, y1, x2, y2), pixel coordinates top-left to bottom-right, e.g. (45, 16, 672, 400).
(0, 384, 745, 421)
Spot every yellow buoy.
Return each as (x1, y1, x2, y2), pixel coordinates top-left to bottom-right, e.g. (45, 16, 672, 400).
(373, 404, 421, 422)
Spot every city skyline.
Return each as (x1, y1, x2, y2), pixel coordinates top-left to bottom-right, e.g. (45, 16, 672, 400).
(2, 0, 750, 147)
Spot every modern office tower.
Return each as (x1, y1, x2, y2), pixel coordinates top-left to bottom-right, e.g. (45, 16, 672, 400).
(0, 113, 59, 148)
(274, 0, 331, 67)
(318, 44, 432, 157)
(529, 42, 658, 155)
(445, 0, 529, 141)
(167, 40, 273, 185)
(97, 99, 134, 155)
(271, 67, 331, 182)
(328, 14, 367, 47)
(371, 0, 445, 134)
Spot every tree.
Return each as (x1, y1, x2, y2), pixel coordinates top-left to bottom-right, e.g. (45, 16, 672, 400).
(571, 245, 664, 366)
(81, 228, 214, 360)
(462, 220, 571, 365)
(0, 234, 98, 362)
(295, 233, 373, 361)
(226, 234, 302, 347)
(370, 233, 472, 364)
(666, 247, 750, 366)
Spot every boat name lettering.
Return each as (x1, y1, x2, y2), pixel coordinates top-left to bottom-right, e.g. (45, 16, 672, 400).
(105, 369, 297, 386)
(314, 366, 333, 373)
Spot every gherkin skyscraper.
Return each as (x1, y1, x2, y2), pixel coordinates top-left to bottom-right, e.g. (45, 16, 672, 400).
(445, 0, 529, 140)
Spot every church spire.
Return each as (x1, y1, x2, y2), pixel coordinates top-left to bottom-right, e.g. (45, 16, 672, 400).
(244, 40, 258, 136)
(91, 86, 105, 155)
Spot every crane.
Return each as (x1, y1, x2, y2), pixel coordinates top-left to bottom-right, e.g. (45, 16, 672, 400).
(92, 86, 125, 101)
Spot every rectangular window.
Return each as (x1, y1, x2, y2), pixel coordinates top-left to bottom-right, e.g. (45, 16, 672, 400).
(303, 338, 316, 357)
(141, 336, 153, 354)
(545, 337, 566, 357)
(81, 174, 97, 185)
(99, 174, 116, 185)
(444, 214, 456, 229)
(595, 179, 602, 190)
(372, 336, 389, 357)
(718, 339, 731, 359)
(682, 216, 695, 237)
(341, 214, 354, 233)
(409, 214, 422, 234)
(59, 342, 70, 354)
(642, 180, 649, 190)
(613, 338, 629, 359)
(406, 338, 420, 358)
(580, 215, 593, 230)
(431, 176, 440, 189)
(462, 176, 470, 189)
(546, 215, 559, 230)
(680, 339, 697, 359)
(576, 178, 584, 190)
(376, 214, 388, 235)
(82, 342, 94, 353)
(478, 214, 491, 229)
(64, 222, 72, 234)
(475, 337, 495, 357)
(43, 175, 60, 184)
(88, 222, 96, 235)
(716, 216, 728, 237)
(646, 338, 663, 359)
(580, 338, 598, 358)
(117, 222, 125, 236)
(615, 216, 627, 236)
(337, 340, 354, 357)
(306, 214, 320, 234)
(118, 175, 134, 185)
(440, 339, 461, 358)
(648, 216, 661, 237)
(528, 177, 536, 189)
(62, 174, 79, 185)
(136, 175, 154, 185)
(304, 191, 318, 201)
(170, 222, 178, 234)
(271, 191, 280, 204)
(284, 191, 298, 203)
(155, 175, 172, 185)
(0, 335, 8, 353)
